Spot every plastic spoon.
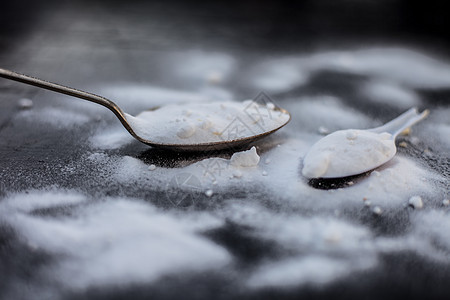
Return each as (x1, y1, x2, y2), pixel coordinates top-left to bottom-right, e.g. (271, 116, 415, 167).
(302, 108, 429, 178)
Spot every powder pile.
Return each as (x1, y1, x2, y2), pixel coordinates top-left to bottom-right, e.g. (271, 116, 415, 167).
(230, 146, 260, 167)
(409, 196, 424, 209)
(125, 100, 289, 145)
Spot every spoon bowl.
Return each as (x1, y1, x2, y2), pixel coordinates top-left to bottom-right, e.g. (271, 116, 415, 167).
(302, 108, 429, 179)
(0, 68, 290, 151)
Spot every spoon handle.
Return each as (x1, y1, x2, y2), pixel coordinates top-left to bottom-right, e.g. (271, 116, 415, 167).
(370, 107, 429, 137)
(0, 67, 134, 134)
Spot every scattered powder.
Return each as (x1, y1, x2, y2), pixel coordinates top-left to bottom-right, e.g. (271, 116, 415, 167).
(372, 206, 382, 215)
(126, 101, 289, 145)
(96, 84, 212, 113)
(371, 170, 381, 177)
(1, 189, 87, 213)
(360, 80, 420, 109)
(318, 126, 330, 135)
(205, 189, 214, 197)
(232, 170, 243, 178)
(230, 146, 260, 167)
(168, 50, 236, 85)
(18, 98, 33, 109)
(411, 210, 450, 251)
(315, 48, 450, 89)
(408, 196, 424, 209)
(16, 107, 91, 128)
(0, 194, 230, 289)
(90, 128, 135, 150)
(206, 71, 224, 84)
(249, 48, 450, 92)
(248, 57, 308, 92)
(284, 96, 375, 133)
(247, 256, 366, 288)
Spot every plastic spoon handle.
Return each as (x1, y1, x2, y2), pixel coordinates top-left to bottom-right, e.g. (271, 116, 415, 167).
(370, 108, 429, 137)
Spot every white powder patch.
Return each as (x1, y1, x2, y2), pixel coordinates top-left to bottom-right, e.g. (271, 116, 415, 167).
(220, 203, 377, 288)
(408, 195, 424, 209)
(230, 146, 260, 167)
(94, 85, 212, 114)
(248, 255, 372, 288)
(15, 107, 91, 128)
(248, 58, 308, 92)
(17, 98, 33, 109)
(249, 48, 450, 92)
(361, 80, 420, 109)
(411, 210, 450, 251)
(1, 190, 87, 213)
(252, 137, 437, 211)
(113, 156, 149, 183)
(1, 194, 230, 290)
(168, 50, 236, 84)
(310, 48, 450, 89)
(283, 96, 376, 133)
(344, 157, 439, 209)
(126, 101, 289, 145)
(89, 127, 135, 150)
(433, 124, 450, 148)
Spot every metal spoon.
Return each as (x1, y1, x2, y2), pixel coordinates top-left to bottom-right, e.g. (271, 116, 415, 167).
(0, 68, 290, 151)
(302, 107, 429, 178)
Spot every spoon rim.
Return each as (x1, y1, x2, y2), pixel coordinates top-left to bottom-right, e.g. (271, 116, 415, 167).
(130, 106, 291, 151)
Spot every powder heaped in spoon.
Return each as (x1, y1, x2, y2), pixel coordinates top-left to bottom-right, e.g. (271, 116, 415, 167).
(302, 130, 395, 178)
(125, 101, 290, 145)
(302, 108, 428, 179)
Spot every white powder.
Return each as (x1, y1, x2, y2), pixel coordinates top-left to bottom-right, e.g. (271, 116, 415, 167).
(230, 146, 260, 167)
(249, 48, 450, 92)
(408, 196, 424, 209)
(1, 189, 87, 213)
(248, 57, 308, 92)
(16, 107, 91, 128)
(18, 98, 33, 109)
(168, 50, 236, 84)
(284, 96, 375, 133)
(360, 80, 420, 109)
(0, 193, 230, 289)
(126, 101, 289, 145)
(372, 206, 383, 215)
(302, 130, 395, 178)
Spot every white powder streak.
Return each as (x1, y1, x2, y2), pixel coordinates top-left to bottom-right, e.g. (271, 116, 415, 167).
(1, 193, 230, 290)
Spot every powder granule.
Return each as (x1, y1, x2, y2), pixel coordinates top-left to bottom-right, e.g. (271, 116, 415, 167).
(409, 196, 424, 209)
(230, 146, 260, 167)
